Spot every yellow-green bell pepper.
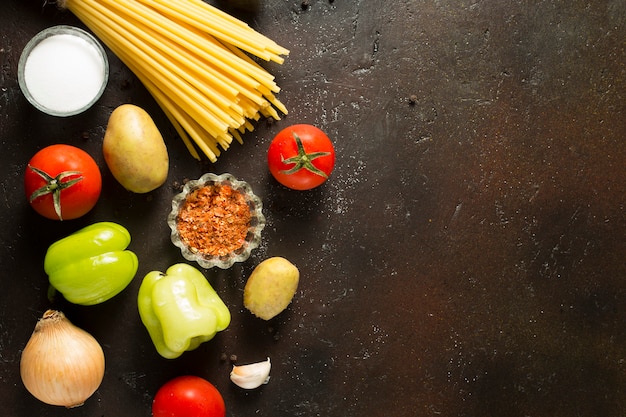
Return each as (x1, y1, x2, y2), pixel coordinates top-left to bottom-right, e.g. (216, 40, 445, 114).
(137, 263, 231, 359)
(44, 222, 139, 305)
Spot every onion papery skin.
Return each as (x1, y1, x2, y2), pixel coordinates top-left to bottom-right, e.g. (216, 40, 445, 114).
(20, 310, 105, 408)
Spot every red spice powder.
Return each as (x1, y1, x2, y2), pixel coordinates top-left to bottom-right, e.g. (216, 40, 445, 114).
(176, 184, 252, 257)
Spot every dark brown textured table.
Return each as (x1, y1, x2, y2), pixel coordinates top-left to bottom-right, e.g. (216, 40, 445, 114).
(1, 1, 625, 416)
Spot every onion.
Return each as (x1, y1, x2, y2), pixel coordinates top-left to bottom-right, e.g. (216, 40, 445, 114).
(20, 309, 105, 408)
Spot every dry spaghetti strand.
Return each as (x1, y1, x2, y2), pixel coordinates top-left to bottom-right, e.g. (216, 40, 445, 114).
(59, 0, 288, 161)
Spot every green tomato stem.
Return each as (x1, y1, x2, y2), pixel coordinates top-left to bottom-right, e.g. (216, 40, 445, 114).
(280, 132, 330, 178)
(28, 165, 83, 221)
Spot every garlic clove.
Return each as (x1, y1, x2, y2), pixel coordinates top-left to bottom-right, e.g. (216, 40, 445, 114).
(230, 357, 271, 389)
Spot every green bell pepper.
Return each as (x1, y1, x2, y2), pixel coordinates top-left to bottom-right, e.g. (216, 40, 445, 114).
(137, 263, 231, 359)
(44, 222, 139, 306)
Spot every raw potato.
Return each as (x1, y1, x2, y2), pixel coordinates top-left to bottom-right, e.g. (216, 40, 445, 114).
(103, 104, 169, 193)
(244, 257, 299, 320)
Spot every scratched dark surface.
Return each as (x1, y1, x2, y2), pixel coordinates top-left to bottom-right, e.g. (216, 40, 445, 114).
(1, 0, 626, 416)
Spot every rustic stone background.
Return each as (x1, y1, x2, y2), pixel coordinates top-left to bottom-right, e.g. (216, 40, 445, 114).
(1, 1, 625, 416)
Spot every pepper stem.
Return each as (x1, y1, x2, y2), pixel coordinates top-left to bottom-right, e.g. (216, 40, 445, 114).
(280, 132, 330, 178)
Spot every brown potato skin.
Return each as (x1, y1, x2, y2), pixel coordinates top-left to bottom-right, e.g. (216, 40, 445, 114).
(103, 104, 169, 193)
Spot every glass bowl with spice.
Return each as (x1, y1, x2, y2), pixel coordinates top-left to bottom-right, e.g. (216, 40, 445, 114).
(168, 173, 265, 269)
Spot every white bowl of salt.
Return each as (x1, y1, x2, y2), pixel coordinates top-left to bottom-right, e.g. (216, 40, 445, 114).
(18, 25, 109, 117)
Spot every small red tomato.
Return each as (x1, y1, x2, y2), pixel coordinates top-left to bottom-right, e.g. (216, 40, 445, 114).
(152, 376, 225, 417)
(24, 144, 102, 221)
(268, 124, 335, 190)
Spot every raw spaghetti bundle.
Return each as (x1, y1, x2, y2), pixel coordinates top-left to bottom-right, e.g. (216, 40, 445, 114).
(57, 0, 289, 161)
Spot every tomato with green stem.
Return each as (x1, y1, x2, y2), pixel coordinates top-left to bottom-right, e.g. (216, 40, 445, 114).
(267, 124, 335, 190)
(24, 144, 102, 220)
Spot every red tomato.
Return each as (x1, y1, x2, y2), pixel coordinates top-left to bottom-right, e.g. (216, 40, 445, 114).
(24, 144, 102, 221)
(267, 124, 335, 190)
(152, 376, 225, 417)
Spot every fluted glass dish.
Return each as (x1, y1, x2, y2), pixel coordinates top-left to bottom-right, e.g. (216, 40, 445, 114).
(168, 173, 265, 269)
